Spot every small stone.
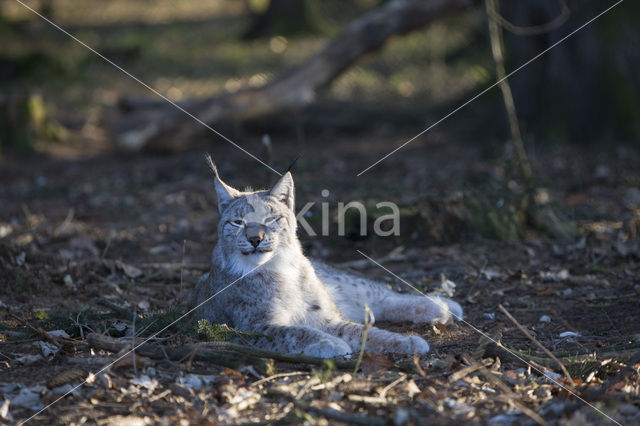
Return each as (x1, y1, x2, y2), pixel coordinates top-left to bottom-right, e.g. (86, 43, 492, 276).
(618, 404, 639, 417)
(178, 374, 203, 391)
(394, 408, 409, 426)
(11, 387, 44, 410)
(544, 371, 562, 381)
(63, 274, 75, 290)
(33, 341, 59, 357)
(47, 330, 70, 338)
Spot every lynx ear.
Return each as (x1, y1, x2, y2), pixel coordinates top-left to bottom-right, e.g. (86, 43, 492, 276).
(214, 178, 242, 212)
(205, 154, 241, 212)
(270, 171, 294, 210)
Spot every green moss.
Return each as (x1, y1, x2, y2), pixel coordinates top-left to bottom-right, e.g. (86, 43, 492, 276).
(34, 308, 106, 337)
(33, 309, 48, 320)
(311, 359, 336, 382)
(463, 196, 525, 241)
(417, 189, 581, 243)
(195, 319, 266, 342)
(135, 308, 187, 337)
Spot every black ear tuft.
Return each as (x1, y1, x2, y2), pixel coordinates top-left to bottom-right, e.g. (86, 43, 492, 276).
(204, 153, 219, 178)
(286, 155, 301, 173)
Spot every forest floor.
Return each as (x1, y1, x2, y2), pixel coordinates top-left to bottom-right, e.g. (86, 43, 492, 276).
(1, 1, 640, 424)
(1, 135, 639, 425)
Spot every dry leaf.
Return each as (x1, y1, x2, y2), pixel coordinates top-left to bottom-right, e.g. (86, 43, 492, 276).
(404, 379, 421, 398)
(112, 352, 151, 370)
(115, 260, 143, 279)
(103, 415, 147, 426)
(360, 352, 395, 375)
(47, 368, 86, 389)
(434, 322, 448, 333)
(221, 368, 244, 380)
(170, 383, 195, 399)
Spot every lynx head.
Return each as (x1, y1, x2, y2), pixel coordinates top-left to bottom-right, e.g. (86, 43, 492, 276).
(206, 155, 299, 273)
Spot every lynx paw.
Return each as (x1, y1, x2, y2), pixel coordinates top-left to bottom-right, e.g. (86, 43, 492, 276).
(403, 336, 430, 355)
(393, 335, 430, 354)
(304, 338, 352, 358)
(441, 297, 463, 321)
(413, 297, 463, 324)
(365, 328, 430, 354)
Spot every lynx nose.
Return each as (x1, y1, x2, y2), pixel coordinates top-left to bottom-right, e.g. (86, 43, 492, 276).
(247, 234, 264, 248)
(246, 225, 266, 248)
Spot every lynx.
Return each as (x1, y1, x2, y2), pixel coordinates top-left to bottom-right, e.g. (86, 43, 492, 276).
(193, 157, 463, 358)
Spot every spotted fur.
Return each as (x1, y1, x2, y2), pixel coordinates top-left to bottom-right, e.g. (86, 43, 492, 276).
(192, 163, 463, 357)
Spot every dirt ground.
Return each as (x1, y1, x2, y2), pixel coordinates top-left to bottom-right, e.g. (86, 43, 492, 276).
(1, 134, 639, 425)
(2, 0, 639, 424)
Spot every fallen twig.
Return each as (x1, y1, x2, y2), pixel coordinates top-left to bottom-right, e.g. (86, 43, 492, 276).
(379, 374, 407, 399)
(498, 304, 574, 385)
(448, 357, 493, 383)
(413, 354, 428, 378)
(8, 313, 78, 352)
(250, 371, 309, 388)
(87, 333, 273, 375)
(482, 341, 640, 370)
(346, 374, 406, 405)
(346, 394, 387, 404)
(199, 341, 357, 370)
(95, 298, 139, 321)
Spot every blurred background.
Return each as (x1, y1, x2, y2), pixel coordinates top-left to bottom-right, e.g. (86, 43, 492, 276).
(1, 3, 640, 423)
(0, 0, 639, 263)
(2, 0, 639, 153)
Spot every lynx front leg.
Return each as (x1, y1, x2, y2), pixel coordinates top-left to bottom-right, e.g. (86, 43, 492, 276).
(256, 324, 352, 358)
(325, 321, 430, 355)
(372, 294, 463, 324)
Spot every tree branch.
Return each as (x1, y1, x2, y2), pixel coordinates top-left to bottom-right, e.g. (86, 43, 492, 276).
(86, 333, 356, 375)
(114, 0, 476, 151)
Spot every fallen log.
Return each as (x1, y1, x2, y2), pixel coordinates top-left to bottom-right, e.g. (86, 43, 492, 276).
(114, 0, 476, 151)
(86, 333, 356, 374)
(87, 333, 273, 374)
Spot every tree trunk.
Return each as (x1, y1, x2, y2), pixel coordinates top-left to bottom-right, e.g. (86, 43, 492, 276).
(501, 0, 640, 141)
